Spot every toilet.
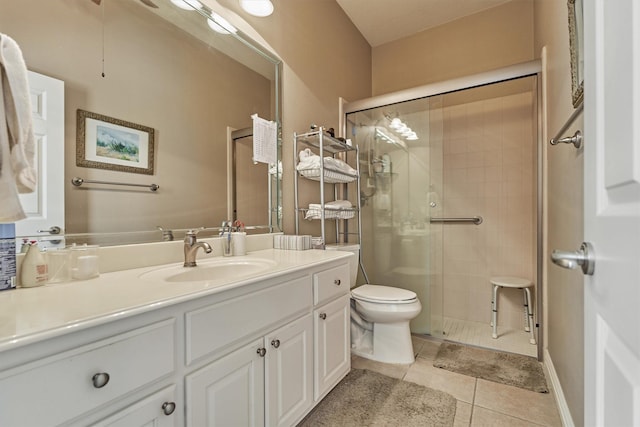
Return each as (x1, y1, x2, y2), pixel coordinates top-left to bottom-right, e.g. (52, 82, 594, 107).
(326, 243, 422, 364)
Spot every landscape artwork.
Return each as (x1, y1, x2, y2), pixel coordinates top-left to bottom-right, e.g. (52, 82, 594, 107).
(96, 125, 140, 163)
(76, 109, 155, 175)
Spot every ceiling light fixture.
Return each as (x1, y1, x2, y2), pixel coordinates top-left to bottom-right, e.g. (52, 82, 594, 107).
(207, 14, 237, 34)
(386, 115, 419, 141)
(170, 0, 203, 10)
(239, 0, 274, 17)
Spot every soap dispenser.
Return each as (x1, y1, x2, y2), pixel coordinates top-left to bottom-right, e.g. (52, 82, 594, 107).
(20, 242, 48, 287)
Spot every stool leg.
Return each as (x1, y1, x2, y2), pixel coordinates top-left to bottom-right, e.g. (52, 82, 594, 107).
(523, 288, 530, 332)
(524, 287, 536, 345)
(492, 284, 499, 339)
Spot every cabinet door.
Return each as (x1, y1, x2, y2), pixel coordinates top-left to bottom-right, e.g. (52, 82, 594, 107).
(186, 339, 265, 427)
(90, 386, 177, 427)
(314, 295, 351, 401)
(265, 315, 313, 427)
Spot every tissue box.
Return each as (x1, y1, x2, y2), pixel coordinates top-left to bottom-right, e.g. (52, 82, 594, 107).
(0, 224, 17, 291)
(273, 235, 311, 250)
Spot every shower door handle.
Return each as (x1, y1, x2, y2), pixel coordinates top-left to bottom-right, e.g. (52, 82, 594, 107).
(551, 242, 595, 275)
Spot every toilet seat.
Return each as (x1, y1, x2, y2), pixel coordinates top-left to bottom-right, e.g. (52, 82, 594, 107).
(351, 284, 417, 304)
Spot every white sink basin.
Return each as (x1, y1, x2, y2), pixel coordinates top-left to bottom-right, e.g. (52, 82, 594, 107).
(139, 257, 278, 283)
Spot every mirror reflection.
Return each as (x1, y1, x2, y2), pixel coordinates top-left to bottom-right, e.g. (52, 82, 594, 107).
(0, 0, 281, 246)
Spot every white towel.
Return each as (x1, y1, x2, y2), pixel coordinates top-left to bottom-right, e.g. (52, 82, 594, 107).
(0, 33, 37, 222)
(296, 149, 357, 176)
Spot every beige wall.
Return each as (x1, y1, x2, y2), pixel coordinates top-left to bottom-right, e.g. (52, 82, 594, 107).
(372, 0, 535, 95)
(1, 0, 271, 235)
(534, 1, 584, 425)
(217, 0, 373, 235)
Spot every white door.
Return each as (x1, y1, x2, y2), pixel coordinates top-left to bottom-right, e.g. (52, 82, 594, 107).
(16, 71, 64, 245)
(265, 315, 313, 427)
(583, 0, 640, 424)
(313, 294, 350, 401)
(185, 338, 265, 427)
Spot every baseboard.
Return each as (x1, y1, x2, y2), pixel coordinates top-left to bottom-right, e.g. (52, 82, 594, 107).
(543, 349, 575, 427)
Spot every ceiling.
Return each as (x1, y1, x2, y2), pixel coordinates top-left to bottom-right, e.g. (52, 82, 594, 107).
(335, 0, 512, 47)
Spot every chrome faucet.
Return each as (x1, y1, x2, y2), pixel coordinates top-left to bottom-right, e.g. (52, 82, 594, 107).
(183, 229, 212, 267)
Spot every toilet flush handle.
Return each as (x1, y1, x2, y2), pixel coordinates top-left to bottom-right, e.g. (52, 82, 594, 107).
(319, 313, 327, 320)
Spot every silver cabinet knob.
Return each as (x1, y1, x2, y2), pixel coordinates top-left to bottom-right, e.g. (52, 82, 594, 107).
(92, 372, 110, 388)
(334, 279, 341, 286)
(271, 339, 280, 348)
(319, 313, 327, 320)
(551, 242, 595, 275)
(162, 401, 176, 416)
(257, 347, 267, 357)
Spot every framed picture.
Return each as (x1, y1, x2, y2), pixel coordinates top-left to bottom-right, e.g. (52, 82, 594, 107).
(568, 0, 584, 108)
(76, 109, 155, 175)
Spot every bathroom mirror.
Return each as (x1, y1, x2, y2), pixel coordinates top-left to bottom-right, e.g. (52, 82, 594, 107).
(1, 0, 281, 246)
(568, 0, 584, 107)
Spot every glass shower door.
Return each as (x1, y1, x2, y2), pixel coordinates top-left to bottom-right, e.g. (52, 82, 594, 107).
(346, 97, 444, 335)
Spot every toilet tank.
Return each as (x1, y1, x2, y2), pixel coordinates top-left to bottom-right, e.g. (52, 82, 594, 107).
(325, 243, 359, 287)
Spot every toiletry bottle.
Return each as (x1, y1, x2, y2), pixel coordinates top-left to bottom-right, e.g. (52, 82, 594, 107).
(20, 242, 48, 287)
(0, 224, 17, 291)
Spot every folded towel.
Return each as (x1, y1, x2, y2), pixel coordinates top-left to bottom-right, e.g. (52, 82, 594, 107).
(308, 200, 353, 211)
(0, 33, 37, 222)
(296, 149, 357, 176)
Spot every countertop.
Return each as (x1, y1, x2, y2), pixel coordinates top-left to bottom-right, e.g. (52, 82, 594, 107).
(0, 249, 351, 353)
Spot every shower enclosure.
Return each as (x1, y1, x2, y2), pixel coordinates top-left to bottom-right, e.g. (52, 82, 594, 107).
(344, 62, 542, 358)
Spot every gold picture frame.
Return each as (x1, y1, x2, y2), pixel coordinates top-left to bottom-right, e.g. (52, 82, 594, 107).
(568, 0, 584, 108)
(76, 109, 155, 175)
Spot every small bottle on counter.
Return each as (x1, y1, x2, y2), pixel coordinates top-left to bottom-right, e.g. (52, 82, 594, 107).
(0, 224, 17, 291)
(20, 242, 48, 288)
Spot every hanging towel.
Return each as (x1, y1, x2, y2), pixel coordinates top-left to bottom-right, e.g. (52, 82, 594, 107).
(0, 33, 37, 222)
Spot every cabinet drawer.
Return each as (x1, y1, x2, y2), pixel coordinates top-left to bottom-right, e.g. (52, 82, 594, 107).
(313, 263, 350, 306)
(0, 319, 175, 427)
(186, 275, 311, 364)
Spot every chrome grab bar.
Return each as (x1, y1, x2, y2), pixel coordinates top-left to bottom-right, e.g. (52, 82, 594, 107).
(71, 177, 159, 192)
(430, 216, 483, 225)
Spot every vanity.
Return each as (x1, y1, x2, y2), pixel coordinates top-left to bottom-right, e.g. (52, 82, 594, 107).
(0, 245, 352, 427)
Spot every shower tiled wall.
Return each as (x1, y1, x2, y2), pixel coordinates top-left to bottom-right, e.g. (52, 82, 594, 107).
(440, 92, 536, 330)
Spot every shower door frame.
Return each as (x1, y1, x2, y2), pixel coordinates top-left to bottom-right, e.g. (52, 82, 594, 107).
(342, 60, 544, 360)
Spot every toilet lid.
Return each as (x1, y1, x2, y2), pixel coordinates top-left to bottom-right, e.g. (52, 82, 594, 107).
(351, 284, 417, 304)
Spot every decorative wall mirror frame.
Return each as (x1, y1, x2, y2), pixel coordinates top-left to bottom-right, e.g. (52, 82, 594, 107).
(3, 0, 282, 247)
(568, 0, 584, 108)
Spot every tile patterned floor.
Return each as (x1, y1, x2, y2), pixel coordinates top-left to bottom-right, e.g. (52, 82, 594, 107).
(351, 335, 562, 427)
(442, 317, 538, 358)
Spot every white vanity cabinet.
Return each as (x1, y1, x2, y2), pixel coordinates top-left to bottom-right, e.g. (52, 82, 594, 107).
(312, 264, 351, 401)
(186, 338, 266, 427)
(185, 274, 314, 427)
(265, 314, 313, 427)
(90, 386, 178, 427)
(0, 251, 353, 427)
(0, 319, 177, 427)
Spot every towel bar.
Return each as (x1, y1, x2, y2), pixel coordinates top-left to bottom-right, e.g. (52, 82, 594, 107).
(71, 177, 159, 192)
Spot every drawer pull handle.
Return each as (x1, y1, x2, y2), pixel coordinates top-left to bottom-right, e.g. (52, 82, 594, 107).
(334, 279, 341, 286)
(319, 313, 327, 320)
(257, 347, 267, 357)
(271, 339, 280, 348)
(162, 401, 176, 416)
(92, 372, 110, 389)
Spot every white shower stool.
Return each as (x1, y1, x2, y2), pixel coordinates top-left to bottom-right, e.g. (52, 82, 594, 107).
(490, 276, 536, 345)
